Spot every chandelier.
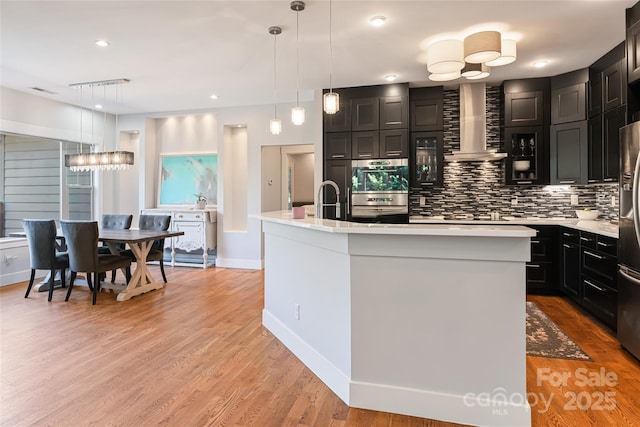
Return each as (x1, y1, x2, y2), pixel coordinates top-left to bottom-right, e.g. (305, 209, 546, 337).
(64, 78, 135, 172)
(426, 31, 517, 82)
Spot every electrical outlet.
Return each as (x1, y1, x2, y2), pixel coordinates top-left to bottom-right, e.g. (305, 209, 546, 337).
(571, 194, 579, 206)
(294, 303, 300, 320)
(511, 196, 518, 206)
(420, 196, 426, 207)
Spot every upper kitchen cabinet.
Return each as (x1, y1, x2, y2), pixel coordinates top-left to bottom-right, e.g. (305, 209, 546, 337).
(551, 69, 588, 125)
(410, 86, 444, 132)
(505, 91, 545, 127)
(351, 97, 379, 131)
(352, 131, 380, 159)
(604, 58, 626, 111)
(627, 2, 640, 85)
(505, 126, 546, 185)
(324, 132, 351, 160)
(380, 95, 408, 130)
(590, 42, 626, 115)
(380, 129, 408, 158)
(323, 89, 351, 132)
(550, 121, 588, 185)
(603, 105, 627, 181)
(589, 69, 603, 118)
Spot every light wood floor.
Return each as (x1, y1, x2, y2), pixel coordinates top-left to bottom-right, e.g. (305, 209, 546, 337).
(1, 267, 639, 427)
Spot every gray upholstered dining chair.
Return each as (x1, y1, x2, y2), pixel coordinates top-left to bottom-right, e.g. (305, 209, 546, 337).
(61, 220, 132, 305)
(121, 215, 171, 283)
(22, 219, 70, 302)
(99, 213, 133, 282)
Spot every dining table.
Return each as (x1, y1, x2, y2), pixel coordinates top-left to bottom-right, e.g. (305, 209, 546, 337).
(97, 228, 184, 301)
(11, 227, 184, 301)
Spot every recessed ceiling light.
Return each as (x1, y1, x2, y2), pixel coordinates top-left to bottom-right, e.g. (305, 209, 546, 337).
(533, 60, 548, 68)
(95, 40, 110, 47)
(370, 16, 387, 27)
(95, 104, 103, 109)
(210, 94, 218, 100)
(385, 74, 397, 82)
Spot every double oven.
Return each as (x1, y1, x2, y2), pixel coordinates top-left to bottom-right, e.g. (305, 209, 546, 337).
(350, 158, 409, 223)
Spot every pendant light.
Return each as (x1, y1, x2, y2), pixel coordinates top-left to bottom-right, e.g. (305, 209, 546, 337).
(269, 26, 282, 135)
(323, 0, 339, 115)
(65, 78, 134, 172)
(290, 1, 305, 126)
(464, 31, 501, 64)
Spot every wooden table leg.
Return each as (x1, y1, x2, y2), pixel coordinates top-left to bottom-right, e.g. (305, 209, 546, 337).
(116, 240, 165, 301)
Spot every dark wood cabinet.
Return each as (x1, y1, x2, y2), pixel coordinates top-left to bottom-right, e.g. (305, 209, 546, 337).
(410, 131, 443, 187)
(505, 126, 546, 185)
(351, 97, 379, 131)
(627, 19, 640, 84)
(551, 83, 586, 124)
(505, 91, 545, 126)
(588, 116, 603, 183)
(603, 59, 625, 111)
(352, 131, 380, 159)
(323, 93, 351, 132)
(603, 105, 626, 182)
(324, 132, 351, 160)
(526, 226, 558, 293)
(380, 95, 408, 130)
(322, 159, 350, 220)
(589, 70, 603, 118)
(561, 229, 581, 301)
(550, 121, 588, 185)
(380, 129, 408, 158)
(409, 87, 444, 132)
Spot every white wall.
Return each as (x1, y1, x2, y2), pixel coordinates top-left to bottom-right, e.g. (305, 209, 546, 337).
(291, 152, 315, 203)
(1, 86, 324, 269)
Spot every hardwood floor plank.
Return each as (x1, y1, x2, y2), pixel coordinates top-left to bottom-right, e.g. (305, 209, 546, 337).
(1, 268, 639, 426)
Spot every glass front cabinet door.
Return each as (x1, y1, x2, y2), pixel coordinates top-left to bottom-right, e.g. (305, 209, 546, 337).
(411, 131, 444, 187)
(505, 126, 545, 185)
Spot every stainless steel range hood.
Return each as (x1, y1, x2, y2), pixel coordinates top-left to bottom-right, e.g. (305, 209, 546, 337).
(445, 82, 507, 162)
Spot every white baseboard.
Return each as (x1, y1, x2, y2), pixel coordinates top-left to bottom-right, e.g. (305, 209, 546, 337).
(0, 270, 32, 287)
(215, 257, 263, 270)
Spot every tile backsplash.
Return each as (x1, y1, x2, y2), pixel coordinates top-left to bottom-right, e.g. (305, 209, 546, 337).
(409, 87, 619, 221)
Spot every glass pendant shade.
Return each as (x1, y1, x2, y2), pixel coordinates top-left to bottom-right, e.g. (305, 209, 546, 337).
(464, 31, 501, 63)
(485, 39, 517, 66)
(323, 92, 340, 115)
(270, 118, 282, 135)
(428, 70, 461, 82)
(291, 106, 305, 125)
(427, 39, 464, 74)
(65, 150, 134, 172)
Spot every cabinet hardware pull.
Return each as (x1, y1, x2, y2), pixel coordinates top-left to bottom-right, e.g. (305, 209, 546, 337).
(603, 178, 616, 182)
(360, 154, 372, 158)
(580, 237, 593, 242)
(531, 240, 540, 243)
(584, 250, 604, 260)
(332, 154, 345, 158)
(597, 241, 614, 247)
(563, 232, 576, 237)
(620, 267, 640, 286)
(517, 181, 533, 184)
(527, 264, 541, 268)
(387, 153, 401, 157)
(559, 180, 575, 184)
(584, 280, 606, 292)
(563, 244, 572, 248)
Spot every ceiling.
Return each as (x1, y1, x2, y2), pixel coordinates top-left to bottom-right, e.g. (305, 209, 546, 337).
(0, 0, 636, 115)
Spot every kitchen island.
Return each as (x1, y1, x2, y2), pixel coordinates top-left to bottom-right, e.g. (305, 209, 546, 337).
(256, 211, 536, 427)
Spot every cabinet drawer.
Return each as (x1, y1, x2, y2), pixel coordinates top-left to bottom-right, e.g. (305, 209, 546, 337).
(174, 212, 206, 221)
(596, 235, 618, 257)
(531, 237, 554, 262)
(579, 231, 597, 250)
(526, 262, 554, 287)
(561, 228, 580, 244)
(581, 276, 617, 330)
(582, 248, 617, 287)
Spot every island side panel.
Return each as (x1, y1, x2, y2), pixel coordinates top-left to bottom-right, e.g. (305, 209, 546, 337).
(347, 233, 531, 427)
(262, 221, 352, 402)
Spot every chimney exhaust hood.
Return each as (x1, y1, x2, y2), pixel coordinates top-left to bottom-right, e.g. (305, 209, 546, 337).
(445, 82, 507, 162)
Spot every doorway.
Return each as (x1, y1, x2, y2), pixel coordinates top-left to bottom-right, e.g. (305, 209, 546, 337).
(261, 144, 314, 213)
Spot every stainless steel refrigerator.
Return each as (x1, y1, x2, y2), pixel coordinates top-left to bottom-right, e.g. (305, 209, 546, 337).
(618, 121, 640, 360)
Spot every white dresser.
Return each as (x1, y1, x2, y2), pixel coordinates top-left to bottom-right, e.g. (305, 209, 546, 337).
(141, 207, 217, 268)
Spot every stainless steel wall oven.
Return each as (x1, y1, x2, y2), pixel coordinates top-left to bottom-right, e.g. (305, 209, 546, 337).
(350, 158, 409, 220)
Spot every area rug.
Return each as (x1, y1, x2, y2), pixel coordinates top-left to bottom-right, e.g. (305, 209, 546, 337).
(526, 302, 592, 361)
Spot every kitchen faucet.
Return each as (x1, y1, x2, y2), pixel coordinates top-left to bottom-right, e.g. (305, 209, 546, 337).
(316, 180, 341, 219)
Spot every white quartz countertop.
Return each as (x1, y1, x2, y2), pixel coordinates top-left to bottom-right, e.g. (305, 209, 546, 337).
(409, 216, 619, 239)
(255, 211, 536, 238)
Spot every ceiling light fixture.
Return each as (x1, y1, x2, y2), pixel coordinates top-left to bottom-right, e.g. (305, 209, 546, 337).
(65, 78, 134, 172)
(385, 74, 397, 82)
(291, 1, 305, 126)
(94, 104, 103, 109)
(369, 16, 386, 27)
(426, 30, 517, 81)
(269, 26, 283, 135)
(533, 60, 548, 68)
(95, 40, 110, 47)
(323, 0, 339, 115)
(210, 94, 218, 100)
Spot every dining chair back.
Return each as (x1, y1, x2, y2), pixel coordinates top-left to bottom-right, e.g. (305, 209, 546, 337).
(122, 215, 171, 283)
(60, 220, 132, 305)
(99, 214, 133, 281)
(22, 219, 69, 301)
